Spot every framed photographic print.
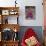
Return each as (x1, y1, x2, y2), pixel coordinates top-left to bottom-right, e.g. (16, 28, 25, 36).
(2, 16, 18, 24)
(2, 16, 8, 24)
(9, 9, 18, 15)
(8, 16, 18, 24)
(25, 6, 35, 20)
(2, 10, 9, 15)
(1, 28, 13, 41)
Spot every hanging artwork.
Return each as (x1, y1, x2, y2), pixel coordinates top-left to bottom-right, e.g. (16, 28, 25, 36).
(25, 6, 35, 20)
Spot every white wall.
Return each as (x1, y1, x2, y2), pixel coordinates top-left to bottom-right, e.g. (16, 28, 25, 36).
(0, 0, 43, 26)
(18, 0, 43, 26)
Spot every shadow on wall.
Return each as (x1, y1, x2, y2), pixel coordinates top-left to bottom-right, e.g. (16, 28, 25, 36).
(18, 26, 43, 44)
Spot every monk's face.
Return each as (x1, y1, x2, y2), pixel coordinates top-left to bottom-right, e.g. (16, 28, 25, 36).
(25, 36, 38, 46)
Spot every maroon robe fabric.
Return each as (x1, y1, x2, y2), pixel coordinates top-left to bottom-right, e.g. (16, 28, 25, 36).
(21, 28, 41, 46)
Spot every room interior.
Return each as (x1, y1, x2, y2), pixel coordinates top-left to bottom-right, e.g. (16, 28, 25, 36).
(0, 0, 45, 46)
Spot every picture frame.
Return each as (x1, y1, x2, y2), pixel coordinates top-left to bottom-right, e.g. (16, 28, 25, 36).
(1, 28, 18, 41)
(8, 16, 18, 24)
(9, 10, 18, 15)
(2, 16, 18, 24)
(1, 28, 13, 41)
(25, 6, 35, 20)
(2, 10, 9, 15)
(2, 16, 8, 24)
